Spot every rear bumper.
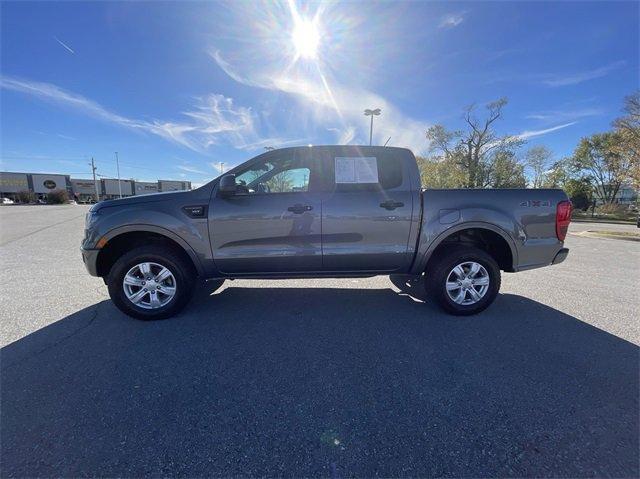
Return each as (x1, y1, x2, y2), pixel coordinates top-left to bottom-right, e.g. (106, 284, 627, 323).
(552, 247, 569, 265)
(81, 247, 100, 276)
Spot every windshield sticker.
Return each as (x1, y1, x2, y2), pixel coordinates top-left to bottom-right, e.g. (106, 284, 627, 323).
(335, 157, 379, 184)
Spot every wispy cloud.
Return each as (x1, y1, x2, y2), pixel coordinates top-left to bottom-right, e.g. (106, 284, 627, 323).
(56, 133, 76, 141)
(0, 75, 282, 153)
(338, 126, 356, 144)
(542, 61, 626, 87)
(439, 12, 466, 29)
(517, 122, 577, 140)
(525, 107, 604, 123)
(54, 36, 75, 54)
(176, 164, 208, 175)
(212, 51, 430, 154)
(328, 126, 356, 144)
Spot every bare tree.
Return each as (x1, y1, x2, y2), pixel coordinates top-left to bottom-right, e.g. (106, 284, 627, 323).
(267, 170, 294, 193)
(426, 98, 523, 188)
(525, 145, 553, 188)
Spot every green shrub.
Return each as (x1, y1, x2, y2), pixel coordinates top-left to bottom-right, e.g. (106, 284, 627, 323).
(46, 189, 69, 204)
(16, 190, 36, 203)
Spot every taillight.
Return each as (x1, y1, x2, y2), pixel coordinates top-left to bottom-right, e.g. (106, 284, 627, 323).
(556, 200, 572, 241)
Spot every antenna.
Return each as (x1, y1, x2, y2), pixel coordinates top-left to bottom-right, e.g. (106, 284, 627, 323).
(383, 137, 391, 147)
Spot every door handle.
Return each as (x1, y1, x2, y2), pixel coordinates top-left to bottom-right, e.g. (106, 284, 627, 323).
(379, 200, 404, 210)
(287, 204, 313, 214)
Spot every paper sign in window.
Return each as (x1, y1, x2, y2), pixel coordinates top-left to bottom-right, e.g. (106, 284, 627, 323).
(334, 157, 379, 184)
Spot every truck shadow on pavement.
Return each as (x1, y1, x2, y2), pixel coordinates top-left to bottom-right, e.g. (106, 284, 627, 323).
(2, 285, 638, 478)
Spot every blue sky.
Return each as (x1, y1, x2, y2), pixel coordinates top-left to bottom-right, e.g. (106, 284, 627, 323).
(1, 1, 638, 185)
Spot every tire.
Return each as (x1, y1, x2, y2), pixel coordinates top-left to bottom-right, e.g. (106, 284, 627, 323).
(107, 245, 196, 320)
(425, 246, 501, 316)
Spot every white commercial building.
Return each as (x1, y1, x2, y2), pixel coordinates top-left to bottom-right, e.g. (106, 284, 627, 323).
(134, 181, 159, 195)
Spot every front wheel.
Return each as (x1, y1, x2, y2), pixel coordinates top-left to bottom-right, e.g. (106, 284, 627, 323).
(425, 246, 501, 316)
(107, 245, 196, 320)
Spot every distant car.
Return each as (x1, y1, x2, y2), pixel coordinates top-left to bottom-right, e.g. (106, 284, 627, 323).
(1, 197, 14, 205)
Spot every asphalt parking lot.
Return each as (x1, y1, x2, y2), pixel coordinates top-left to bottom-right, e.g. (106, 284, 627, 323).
(1, 205, 638, 477)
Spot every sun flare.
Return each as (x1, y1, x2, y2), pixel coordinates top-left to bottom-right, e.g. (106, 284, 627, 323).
(291, 17, 320, 60)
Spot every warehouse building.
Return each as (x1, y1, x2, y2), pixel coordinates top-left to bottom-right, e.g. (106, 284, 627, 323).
(134, 181, 159, 195)
(0, 171, 191, 203)
(70, 179, 103, 203)
(159, 180, 192, 192)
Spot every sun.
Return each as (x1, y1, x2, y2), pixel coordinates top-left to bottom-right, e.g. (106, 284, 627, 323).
(291, 17, 320, 60)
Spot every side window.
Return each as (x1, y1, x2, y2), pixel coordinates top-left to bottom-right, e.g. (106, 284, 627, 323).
(377, 156, 403, 190)
(266, 167, 310, 193)
(325, 154, 404, 192)
(233, 155, 312, 194)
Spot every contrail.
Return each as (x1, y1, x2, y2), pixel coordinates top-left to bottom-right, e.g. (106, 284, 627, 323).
(54, 36, 75, 54)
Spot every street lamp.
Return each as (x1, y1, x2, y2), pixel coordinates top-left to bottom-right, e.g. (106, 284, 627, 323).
(364, 108, 381, 146)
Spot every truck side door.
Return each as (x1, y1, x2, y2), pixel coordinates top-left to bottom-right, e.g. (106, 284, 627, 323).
(209, 150, 322, 274)
(320, 149, 417, 272)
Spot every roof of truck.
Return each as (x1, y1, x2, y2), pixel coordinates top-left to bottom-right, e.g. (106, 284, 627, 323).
(258, 145, 414, 155)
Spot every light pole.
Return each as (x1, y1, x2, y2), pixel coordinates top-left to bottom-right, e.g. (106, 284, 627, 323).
(364, 108, 381, 146)
(115, 151, 122, 198)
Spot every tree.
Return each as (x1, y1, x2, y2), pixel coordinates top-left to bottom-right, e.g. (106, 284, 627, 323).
(525, 145, 553, 188)
(573, 132, 634, 204)
(416, 156, 466, 188)
(542, 158, 571, 188)
(426, 98, 524, 188)
(267, 170, 293, 192)
(483, 150, 526, 188)
(46, 189, 69, 204)
(612, 91, 640, 189)
(563, 178, 593, 211)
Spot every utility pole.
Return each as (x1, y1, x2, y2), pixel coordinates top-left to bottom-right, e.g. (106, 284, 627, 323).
(90, 157, 100, 202)
(219, 162, 225, 174)
(115, 151, 122, 198)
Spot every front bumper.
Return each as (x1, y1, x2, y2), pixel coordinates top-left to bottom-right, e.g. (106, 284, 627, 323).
(81, 247, 100, 276)
(552, 247, 569, 265)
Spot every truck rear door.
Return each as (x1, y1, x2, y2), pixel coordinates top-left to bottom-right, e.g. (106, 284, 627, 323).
(320, 148, 417, 273)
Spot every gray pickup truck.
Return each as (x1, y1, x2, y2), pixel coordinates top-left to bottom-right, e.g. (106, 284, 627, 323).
(81, 145, 571, 320)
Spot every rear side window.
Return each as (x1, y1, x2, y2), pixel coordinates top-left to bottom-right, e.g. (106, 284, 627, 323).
(321, 154, 403, 191)
(377, 155, 403, 190)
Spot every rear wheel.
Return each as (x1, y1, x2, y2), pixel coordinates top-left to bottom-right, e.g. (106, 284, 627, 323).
(107, 245, 196, 320)
(426, 246, 501, 315)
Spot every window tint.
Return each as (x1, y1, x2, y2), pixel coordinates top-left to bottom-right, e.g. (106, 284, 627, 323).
(234, 155, 312, 194)
(266, 167, 310, 193)
(378, 155, 403, 190)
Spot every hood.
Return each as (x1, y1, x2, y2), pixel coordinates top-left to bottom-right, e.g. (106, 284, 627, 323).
(91, 190, 194, 212)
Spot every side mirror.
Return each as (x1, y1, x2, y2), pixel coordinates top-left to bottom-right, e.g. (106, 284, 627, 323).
(219, 174, 237, 196)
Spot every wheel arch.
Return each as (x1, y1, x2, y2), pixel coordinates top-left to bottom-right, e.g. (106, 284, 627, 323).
(417, 222, 518, 274)
(96, 225, 203, 278)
